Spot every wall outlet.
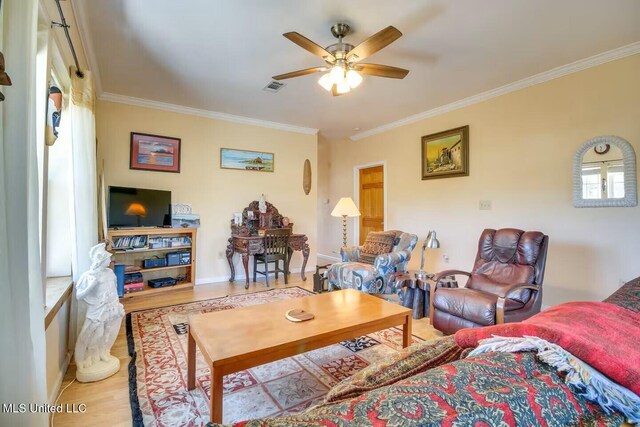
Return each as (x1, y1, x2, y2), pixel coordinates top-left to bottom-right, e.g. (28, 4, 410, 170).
(442, 254, 450, 263)
(479, 200, 492, 210)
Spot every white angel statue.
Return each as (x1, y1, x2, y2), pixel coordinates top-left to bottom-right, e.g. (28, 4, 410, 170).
(259, 193, 267, 213)
(74, 243, 125, 382)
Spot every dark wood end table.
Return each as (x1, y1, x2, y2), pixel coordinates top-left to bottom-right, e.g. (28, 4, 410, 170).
(396, 271, 458, 322)
(396, 271, 431, 320)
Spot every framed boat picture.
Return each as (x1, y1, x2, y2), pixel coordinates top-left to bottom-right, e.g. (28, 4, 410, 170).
(130, 132, 181, 173)
(220, 148, 274, 172)
(421, 125, 469, 180)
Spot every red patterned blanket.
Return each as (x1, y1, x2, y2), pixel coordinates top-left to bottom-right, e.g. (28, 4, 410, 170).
(455, 301, 640, 395)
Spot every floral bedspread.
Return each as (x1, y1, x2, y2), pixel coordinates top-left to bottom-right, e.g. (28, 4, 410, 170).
(214, 279, 639, 426)
(222, 351, 622, 427)
(604, 276, 640, 314)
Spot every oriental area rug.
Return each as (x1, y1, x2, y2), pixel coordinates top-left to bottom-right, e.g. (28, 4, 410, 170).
(127, 286, 419, 426)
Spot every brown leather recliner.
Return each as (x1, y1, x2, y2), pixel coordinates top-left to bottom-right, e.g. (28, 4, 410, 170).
(431, 228, 549, 335)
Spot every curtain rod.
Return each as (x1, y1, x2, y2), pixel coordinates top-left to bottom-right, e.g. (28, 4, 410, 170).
(52, 0, 84, 78)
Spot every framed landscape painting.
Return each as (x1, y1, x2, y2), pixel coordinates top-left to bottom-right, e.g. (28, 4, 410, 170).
(220, 148, 274, 172)
(421, 125, 469, 180)
(130, 132, 181, 173)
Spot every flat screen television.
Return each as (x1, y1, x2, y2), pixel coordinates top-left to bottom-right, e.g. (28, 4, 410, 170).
(108, 186, 171, 228)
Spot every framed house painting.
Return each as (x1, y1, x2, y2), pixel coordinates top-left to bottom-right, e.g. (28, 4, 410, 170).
(421, 125, 469, 180)
(130, 132, 181, 173)
(220, 148, 274, 172)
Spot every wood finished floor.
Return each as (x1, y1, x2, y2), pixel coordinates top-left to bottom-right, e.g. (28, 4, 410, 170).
(53, 278, 442, 426)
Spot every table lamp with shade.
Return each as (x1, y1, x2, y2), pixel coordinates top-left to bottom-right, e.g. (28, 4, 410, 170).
(125, 202, 147, 227)
(416, 230, 440, 280)
(331, 197, 361, 247)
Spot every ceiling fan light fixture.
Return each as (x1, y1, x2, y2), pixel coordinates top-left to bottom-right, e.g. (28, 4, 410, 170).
(346, 70, 363, 88)
(277, 24, 408, 97)
(318, 73, 333, 91)
(329, 64, 346, 85)
(336, 80, 351, 94)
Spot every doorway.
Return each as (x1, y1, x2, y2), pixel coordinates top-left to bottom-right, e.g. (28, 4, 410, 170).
(355, 163, 386, 245)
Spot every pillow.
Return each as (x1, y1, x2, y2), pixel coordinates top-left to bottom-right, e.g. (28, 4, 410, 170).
(357, 253, 378, 264)
(323, 336, 464, 404)
(358, 231, 396, 264)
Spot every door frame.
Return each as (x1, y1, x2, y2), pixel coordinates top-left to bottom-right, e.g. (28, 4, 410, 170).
(353, 161, 388, 245)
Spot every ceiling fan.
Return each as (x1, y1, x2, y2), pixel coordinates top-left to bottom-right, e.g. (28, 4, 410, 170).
(273, 23, 409, 96)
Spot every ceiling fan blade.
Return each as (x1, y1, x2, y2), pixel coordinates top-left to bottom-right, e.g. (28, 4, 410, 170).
(347, 26, 402, 62)
(356, 63, 409, 79)
(283, 32, 336, 62)
(273, 67, 326, 80)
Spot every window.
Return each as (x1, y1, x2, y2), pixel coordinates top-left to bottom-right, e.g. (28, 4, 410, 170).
(34, 16, 74, 306)
(46, 75, 73, 278)
(581, 161, 625, 200)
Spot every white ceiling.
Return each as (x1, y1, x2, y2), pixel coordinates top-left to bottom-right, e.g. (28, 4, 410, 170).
(75, 0, 640, 140)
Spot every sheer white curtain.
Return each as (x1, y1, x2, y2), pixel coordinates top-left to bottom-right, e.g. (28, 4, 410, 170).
(67, 68, 98, 342)
(0, 0, 48, 425)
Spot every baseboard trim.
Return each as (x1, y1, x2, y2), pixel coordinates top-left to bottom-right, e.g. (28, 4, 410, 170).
(195, 266, 316, 285)
(195, 275, 229, 285)
(317, 253, 341, 262)
(48, 351, 72, 406)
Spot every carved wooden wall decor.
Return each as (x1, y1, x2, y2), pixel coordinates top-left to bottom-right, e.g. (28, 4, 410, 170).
(0, 51, 12, 102)
(303, 159, 312, 195)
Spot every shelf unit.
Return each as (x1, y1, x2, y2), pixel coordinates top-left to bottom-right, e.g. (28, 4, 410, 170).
(107, 227, 197, 299)
(112, 245, 192, 254)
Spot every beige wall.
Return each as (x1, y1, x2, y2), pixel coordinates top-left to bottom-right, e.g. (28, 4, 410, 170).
(320, 55, 640, 305)
(97, 101, 318, 282)
(316, 135, 338, 262)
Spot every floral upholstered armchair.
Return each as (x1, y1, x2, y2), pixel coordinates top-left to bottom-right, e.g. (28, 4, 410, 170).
(327, 230, 418, 294)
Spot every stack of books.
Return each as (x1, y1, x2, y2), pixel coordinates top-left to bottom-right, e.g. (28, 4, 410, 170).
(124, 270, 144, 294)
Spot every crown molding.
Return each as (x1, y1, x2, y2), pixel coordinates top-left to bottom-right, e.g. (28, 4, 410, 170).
(72, 2, 315, 135)
(99, 92, 319, 136)
(350, 42, 640, 141)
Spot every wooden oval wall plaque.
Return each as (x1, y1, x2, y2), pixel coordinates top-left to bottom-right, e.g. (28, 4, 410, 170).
(303, 159, 312, 195)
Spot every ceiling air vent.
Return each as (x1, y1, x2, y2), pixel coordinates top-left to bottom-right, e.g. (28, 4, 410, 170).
(263, 80, 286, 93)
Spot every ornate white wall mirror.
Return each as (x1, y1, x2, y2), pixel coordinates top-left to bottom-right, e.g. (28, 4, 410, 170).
(573, 135, 637, 208)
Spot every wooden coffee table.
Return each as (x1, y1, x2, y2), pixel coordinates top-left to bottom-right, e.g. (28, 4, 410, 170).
(187, 289, 412, 424)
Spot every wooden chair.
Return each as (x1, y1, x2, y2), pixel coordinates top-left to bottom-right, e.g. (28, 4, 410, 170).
(253, 228, 291, 286)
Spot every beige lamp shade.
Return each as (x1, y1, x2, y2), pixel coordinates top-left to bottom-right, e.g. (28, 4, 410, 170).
(125, 203, 147, 217)
(331, 197, 360, 217)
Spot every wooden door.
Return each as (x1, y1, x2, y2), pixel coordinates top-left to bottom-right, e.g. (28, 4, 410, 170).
(358, 165, 384, 245)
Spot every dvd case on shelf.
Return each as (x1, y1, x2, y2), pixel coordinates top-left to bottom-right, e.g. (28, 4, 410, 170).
(148, 235, 192, 249)
(112, 235, 148, 250)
